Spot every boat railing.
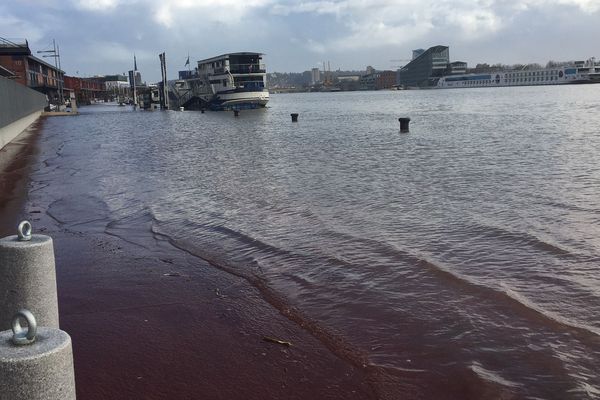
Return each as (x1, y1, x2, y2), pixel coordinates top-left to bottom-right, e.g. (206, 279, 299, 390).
(228, 63, 266, 74)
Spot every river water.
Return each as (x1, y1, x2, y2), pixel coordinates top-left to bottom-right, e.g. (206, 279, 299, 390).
(33, 86, 600, 399)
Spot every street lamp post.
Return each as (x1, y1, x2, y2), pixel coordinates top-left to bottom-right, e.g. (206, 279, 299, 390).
(37, 39, 64, 110)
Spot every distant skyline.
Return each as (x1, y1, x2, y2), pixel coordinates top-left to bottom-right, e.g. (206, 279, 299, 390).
(2, 0, 599, 82)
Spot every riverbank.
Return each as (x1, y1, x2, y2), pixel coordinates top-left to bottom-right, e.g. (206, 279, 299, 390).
(0, 114, 377, 399)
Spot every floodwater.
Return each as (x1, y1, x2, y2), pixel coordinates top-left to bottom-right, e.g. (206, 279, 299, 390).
(31, 86, 600, 399)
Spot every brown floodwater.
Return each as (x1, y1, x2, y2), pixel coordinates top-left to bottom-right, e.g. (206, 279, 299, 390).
(13, 86, 600, 399)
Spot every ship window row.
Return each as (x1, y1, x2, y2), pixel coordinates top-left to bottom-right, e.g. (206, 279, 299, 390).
(505, 70, 560, 78)
(460, 79, 496, 85)
(505, 76, 557, 83)
(453, 75, 561, 86)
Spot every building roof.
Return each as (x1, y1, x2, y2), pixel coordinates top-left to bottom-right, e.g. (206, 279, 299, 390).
(27, 54, 65, 74)
(400, 45, 448, 72)
(0, 65, 16, 77)
(0, 37, 30, 56)
(197, 52, 264, 64)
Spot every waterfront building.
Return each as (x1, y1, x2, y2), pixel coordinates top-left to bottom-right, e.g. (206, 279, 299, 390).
(399, 45, 449, 88)
(359, 70, 397, 90)
(375, 70, 397, 89)
(360, 73, 377, 90)
(0, 37, 65, 105)
(100, 74, 129, 100)
(449, 61, 467, 75)
(412, 49, 425, 60)
(0, 65, 15, 78)
(311, 68, 321, 84)
(64, 76, 104, 104)
(337, 75, 361, 91)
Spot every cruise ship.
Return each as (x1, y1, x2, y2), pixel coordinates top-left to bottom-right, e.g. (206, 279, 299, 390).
(169, 52, 269, 110)
(436, 58, 600, 89)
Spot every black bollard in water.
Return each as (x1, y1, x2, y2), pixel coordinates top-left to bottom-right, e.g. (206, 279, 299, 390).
(291, 113, 299, 122)
(234, 109, 240, 117)
(399, 117, 411, 133)
(201, 109, 205, 113)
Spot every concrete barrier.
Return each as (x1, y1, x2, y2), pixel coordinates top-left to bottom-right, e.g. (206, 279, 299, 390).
(0, 76, 47, 151)
(0, 221, 59, 331)
(0, 310, 76, 400)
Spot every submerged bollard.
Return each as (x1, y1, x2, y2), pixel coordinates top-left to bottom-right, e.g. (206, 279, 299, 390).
(0, 221, 59, 331)
(179, 106, 184, 111)
(0, 310, 76, 400)
(399, 117, 411, 133)
(291, 113, 299, 122)
(201, 109, 205, 113)
(233, 109, 240, 117)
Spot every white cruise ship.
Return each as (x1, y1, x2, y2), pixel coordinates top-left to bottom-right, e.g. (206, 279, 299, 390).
(436, 58, 600, 89)
(170, 52, 269, 110)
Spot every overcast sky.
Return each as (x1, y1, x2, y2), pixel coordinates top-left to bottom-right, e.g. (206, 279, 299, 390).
(2, 0, 599, 82)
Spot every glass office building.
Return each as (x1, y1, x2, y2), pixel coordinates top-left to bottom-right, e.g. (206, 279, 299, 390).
(399, 46, 449, 88)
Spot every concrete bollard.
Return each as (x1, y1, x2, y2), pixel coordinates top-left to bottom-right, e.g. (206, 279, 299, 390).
(0, 221, 59, 331)
(233, 109, 240, 117)
(399, 117, 411, 133)
(291, 113, 299, 122)
(179, 107, 184, 111)
(0, 310, 76, 400)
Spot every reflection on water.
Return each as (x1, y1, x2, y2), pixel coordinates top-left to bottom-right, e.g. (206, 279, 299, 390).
(35, 85, 600, 399)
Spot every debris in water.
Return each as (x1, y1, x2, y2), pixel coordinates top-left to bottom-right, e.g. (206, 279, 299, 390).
(262, 336, 292, 347)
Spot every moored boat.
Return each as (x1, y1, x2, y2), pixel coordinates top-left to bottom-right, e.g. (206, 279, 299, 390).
(169, 52, 269, 110)
(436, 58, 600, 89)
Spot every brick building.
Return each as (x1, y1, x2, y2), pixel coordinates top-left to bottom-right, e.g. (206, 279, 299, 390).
(0, 37, 65, 105)
(375, 70, 397, 89)
(63, 76, 105, 104)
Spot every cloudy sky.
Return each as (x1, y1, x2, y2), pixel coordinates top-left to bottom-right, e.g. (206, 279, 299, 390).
(2, 0, 599, 82)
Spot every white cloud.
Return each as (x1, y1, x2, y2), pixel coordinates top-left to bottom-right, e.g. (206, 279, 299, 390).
(72, 0, 121, 11)
(150, 0, 274, 27)
(519, 0, 600, 13)
(271, 1, 347, 16)
(264, 0, 599, 53)
(556, 0, 600, 12)
(304, 38, 327, 53)
(0, 7, 45, 42)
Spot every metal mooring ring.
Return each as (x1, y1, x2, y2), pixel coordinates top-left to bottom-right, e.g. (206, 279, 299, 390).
(17, 220, 32, 241)
(12, 309, 37, 345)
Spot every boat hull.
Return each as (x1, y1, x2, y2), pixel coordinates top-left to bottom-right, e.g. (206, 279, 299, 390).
(213, 90, 269, 110)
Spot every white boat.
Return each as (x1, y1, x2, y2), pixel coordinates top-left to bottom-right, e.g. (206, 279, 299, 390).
(169, 52, 269, 110)
(436, 58, 600, 89)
